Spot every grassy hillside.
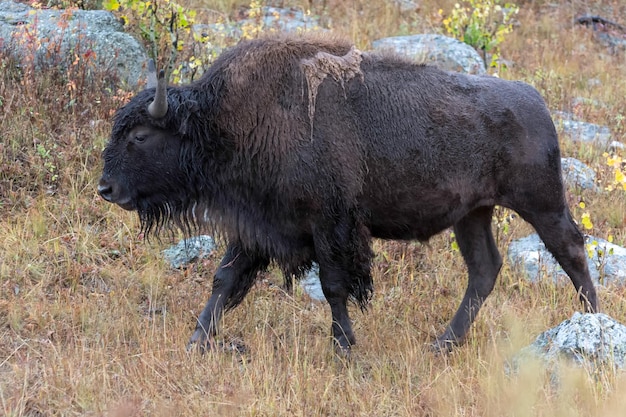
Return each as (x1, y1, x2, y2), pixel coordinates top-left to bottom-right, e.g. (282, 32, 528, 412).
(2, 0, 626, 415)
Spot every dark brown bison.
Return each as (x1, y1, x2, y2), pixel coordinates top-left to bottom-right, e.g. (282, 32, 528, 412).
(98, 32, 597, 353)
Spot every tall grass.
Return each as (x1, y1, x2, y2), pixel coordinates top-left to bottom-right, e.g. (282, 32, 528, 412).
(2, 0, 626, 415)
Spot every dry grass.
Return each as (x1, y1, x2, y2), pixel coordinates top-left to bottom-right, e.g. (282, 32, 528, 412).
(2, 0, 626, 415)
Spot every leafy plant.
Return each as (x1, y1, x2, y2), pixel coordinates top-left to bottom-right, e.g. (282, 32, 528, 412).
(102, 0, 269, 84)
(102, 0, 198, 81)
(604, 152, 626, 192)
(439, 0, 519, 70)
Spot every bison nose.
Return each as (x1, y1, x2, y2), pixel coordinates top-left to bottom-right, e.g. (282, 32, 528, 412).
(98, 178, 114, 202)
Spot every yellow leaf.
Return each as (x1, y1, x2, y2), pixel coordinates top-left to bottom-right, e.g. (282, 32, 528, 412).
(581, 212, 593, 230)
(607, 156, 622, 167)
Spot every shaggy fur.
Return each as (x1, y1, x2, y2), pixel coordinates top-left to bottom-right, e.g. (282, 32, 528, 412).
(99, 32, 597, 352)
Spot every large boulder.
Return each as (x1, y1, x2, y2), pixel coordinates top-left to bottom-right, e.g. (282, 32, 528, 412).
(0, 1, 147, 87)
(508, 234, 626, 286)
(371, 34, 486, 74)
(514, 312, 626, 374)
(561, 157, 597, 191)
(552, 111, 612, 147)
(194, 6, 324, 58)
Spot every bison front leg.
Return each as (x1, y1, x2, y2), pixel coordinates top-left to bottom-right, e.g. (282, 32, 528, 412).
(188, 242, 268, 351)
(318, 267, 356, 353)
(435, 206, 502, 352)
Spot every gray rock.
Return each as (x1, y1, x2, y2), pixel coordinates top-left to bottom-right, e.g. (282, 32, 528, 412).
(372, 34, 486, 74)
(561, 157, 597, 190)
(508, 233, 626, 286)
(389, 0, 420, 13)
(194, 6, 323, 58)
(575, 15, 626, 53)
(571, 96, 602, 109)
(249, 7, 321, 33)
(300, 263, 325, 301)
(515, 312, 626, 372)
(609, 141, 626, 151)
(163, 236, 216, 269)
(162, 234, 325, 300)
(0, 1, 147, 87)
(596, 31, 626, 51)
(552, 111, 612, 147)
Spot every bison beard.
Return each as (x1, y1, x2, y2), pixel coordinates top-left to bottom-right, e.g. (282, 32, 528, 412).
(98, 32, 598, 354)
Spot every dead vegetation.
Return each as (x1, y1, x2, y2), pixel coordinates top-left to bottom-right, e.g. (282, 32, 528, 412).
(2, 0, 626, 416)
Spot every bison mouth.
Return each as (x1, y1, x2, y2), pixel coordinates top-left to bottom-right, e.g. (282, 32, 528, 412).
(97, 178, 136, 211)
(114, 199, 137, 211)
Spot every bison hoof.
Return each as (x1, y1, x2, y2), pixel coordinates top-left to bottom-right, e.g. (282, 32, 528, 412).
(334, 344, 353, 361)
(187, 335, 248, 356)
(430, 337, 458, 355)
(188, 328, 211, 352)
(332, 336, 355, 361)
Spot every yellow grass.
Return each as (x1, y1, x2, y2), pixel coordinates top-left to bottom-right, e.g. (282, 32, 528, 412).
(2, 0, 626, 415)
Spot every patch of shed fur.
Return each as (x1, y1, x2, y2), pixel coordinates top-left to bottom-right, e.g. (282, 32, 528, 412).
(300, 46, 364, 133)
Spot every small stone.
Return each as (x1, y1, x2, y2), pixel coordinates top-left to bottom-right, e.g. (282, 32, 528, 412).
(163, 236, 216, 269)
(300, 263, 325, 301)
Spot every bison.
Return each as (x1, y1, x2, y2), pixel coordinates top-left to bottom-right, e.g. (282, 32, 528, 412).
(98, 32, 597, 353)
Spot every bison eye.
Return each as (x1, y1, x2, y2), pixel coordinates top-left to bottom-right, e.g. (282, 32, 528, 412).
(133, 135, 147, 144)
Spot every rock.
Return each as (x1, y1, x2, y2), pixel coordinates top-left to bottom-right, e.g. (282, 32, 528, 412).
(194, 6, 323, 58)
(514, 312, 626, 373)
(0, 1, 147, 87)
(560, 157, 597, 191)
(372, 34, 486, 74)
(389, 0, 420, 13)
(508, 233, 626, 286)
(609, 141, 626, 151)
(595, 31, 626, 52)
(575, 15, 626, 53)
(162, 235, 325, 300)
(300, 263, 325, 301)
(163, 236, 216, 269)
(247, 7, 321, 33)
(552, 111, 612, 147)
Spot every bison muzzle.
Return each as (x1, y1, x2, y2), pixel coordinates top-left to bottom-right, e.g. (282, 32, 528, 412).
(98, 33, 598, 354)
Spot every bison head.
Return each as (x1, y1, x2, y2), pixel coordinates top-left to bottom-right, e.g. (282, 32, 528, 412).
(98, 64, 212, 236)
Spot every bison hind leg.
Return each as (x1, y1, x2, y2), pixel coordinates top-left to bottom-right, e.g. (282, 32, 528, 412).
(434, 206, 503, 353)
(523, 208, 598, 312)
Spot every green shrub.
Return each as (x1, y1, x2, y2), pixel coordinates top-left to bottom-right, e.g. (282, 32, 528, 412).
(439, 0, 519, 70)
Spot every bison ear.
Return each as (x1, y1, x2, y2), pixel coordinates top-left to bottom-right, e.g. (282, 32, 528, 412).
(177, 99, 200, 136)
(147, 60, 169, 119)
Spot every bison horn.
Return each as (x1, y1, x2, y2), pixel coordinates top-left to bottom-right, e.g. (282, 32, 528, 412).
(147, 60, 168, 119)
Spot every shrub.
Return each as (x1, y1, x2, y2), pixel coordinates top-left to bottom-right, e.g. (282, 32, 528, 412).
(439, 0, 519, 70)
